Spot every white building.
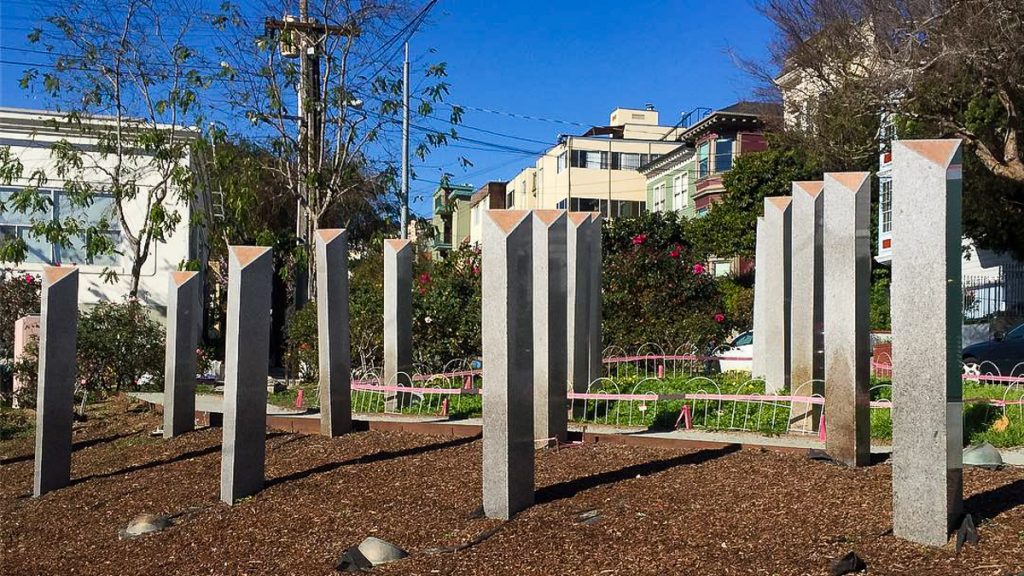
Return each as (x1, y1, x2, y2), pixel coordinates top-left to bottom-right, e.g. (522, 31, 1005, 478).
(0, 108, 199, 315)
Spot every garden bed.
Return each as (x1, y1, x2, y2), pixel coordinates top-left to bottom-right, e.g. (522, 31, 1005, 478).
(3, 397, 1024, 575)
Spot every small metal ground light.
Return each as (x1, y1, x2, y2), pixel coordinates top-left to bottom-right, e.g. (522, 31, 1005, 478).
(963, 442, 1003, 469)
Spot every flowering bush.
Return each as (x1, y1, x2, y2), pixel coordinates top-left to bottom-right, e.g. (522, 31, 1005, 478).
(12, 298, 164, 407)
(412, 243, 481, 369)
(0, 270, 41, 360)
(602, 212, 730, 350)
(1, 270, 41, 404)
(77, 299, 164, 392)
(284, 240, 482, 381)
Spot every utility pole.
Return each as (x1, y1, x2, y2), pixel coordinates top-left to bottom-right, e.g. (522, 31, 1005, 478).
(297, 0, 311, 306)
(400, 41, 410, 239)
(265, 7, 357, 305)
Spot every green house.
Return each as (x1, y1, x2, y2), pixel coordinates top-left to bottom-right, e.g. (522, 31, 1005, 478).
(639, 145, 697, 218)
(430, 182, 474, 256)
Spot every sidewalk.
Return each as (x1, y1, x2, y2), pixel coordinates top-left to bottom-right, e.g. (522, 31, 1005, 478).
(132, 392, 1024, 464)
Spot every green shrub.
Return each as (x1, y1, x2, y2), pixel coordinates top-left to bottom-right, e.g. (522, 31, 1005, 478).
(717, 274, 754, 332)
(78, 299, 164, 392)
(12, 298, 165, 406)
(350, 247, 385, 369)
(284, 302, 318, 381)
(286, 241, 482, 380)
(870, 266, 891, 330)
(412, 243, 481, 370)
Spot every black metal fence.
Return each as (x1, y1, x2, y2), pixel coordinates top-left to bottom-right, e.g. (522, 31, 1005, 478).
(963, 264, 1024, 328)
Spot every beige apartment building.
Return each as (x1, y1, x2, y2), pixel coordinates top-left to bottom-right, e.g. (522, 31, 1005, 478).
(504, 107, 685, 217)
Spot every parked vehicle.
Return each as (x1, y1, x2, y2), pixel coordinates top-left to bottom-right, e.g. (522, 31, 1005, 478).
(962, 322, 1024, 376)
(718, 330, 753, 373)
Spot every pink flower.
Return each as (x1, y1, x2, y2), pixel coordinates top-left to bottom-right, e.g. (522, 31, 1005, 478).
(714, 313, 725, 323)
(24, 274, 34, 284)
(631, 233, 647, 245)
(472, 265, 480, 276)
(669, 244, 681, 259)
(418, 272, 431, 285)
(692, 263, 706, 275)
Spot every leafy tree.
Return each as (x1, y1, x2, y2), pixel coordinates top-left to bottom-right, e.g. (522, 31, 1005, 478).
(210, 0, 464, 298)
(755, 0, 1024, 257)
(688, 143, 820, 259)
(2, 0, 210, 295)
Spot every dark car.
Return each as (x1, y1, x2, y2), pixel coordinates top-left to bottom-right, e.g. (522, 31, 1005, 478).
(962, 322, 1024, 376)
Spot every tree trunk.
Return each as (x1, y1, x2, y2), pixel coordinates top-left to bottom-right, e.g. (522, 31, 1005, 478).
(129, 255, 144, 297)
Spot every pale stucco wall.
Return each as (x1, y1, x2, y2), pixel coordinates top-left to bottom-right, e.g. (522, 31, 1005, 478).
(0, 108, 194, 315)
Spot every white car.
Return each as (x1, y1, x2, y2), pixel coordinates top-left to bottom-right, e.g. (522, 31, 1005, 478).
(718, 330, 753, 373)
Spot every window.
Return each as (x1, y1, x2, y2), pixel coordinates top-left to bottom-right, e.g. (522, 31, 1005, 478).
(731, 331, 753, 347)
(612, 200, 644, 218)
(618, 153, 641, 170)
(714, 138, 733, 173)
(570, 150, 607, 169)
(557, 152, 567, 173)
(672, 174, 685, 211)
(559, 198, 644, 218)
(879, 178, 892, 233)
(0, 189, 50, 263)
(652, 183, 666, 213)
(0, 188, 120, 266)
(57, 192, 120, 266)
(714, 261, 732, 277)
(697, 142, 710, 178)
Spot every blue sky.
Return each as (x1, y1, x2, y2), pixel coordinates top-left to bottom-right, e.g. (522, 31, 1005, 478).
(0, 0, 777, 218)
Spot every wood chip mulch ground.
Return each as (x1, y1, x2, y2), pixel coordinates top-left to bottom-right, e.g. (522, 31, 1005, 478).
(3, 398, 1024, 576)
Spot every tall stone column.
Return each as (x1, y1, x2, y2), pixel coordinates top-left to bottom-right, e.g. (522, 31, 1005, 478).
(384, 239, 413, 410)
(163, 270, 200, 439)
(762, 197, 792, 394)
(790, 182, 824, 431)
(482, 210, 534, 519)
(566, 213, 592, 411)
(316, 229, 351, 436)
(823, 173, 872, 466)
(33, 266, 78, 498)
(752, 217, 766, 378)
(891, 139, 964, 546)
(220, 246, 273, 505)
(587, 212, 603, 384)
(533, 210, 568, 443)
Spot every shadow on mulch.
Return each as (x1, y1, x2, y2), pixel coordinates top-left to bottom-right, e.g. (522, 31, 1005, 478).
(0, 429, 147, 466)
(965, 478, 1024, 521)
(70, 443, 223, 486)
(264, 433, 481, 489)
(535, 444, 740, 505)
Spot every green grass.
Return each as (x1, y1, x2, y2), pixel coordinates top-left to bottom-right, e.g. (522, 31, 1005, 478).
(263, 371, 1024, 447)
(574, 372, 790, 434)
(866, 377, 1024, 446)
(0, 408, 34, 441)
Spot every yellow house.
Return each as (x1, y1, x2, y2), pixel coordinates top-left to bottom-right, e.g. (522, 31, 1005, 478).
(504, 106, 685, 217)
